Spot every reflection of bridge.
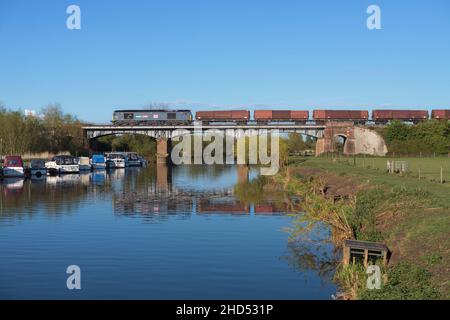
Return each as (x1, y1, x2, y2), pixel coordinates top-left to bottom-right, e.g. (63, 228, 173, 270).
(154, 163, 250, 193)
(112, 164, 290, 217)
(83, 122, 388, 162)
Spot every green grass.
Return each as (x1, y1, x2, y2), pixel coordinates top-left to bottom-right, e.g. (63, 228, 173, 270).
(335, 155, 450, 182)
(288, 156, 450, 298)
(358, 262, 441, 300)
(301, 156, 450, 208)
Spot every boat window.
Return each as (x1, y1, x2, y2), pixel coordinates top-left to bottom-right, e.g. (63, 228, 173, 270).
(31, 160, 45, 167)
(124, 113, 134, 119)
(6, 158, 22, 166)
(56, 157, 76, 165)
(64, 158, 76, 165)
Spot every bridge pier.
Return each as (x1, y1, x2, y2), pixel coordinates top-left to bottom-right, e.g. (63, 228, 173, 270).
(156, 138, 172, 164)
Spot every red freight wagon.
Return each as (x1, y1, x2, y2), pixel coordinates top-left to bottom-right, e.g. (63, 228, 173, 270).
(195, 110, 250, 123)
(254, 110, 309, 122)
(431, 109, 450, 120)
(313, 110, 369, 124)
(372, 110, 428, 123)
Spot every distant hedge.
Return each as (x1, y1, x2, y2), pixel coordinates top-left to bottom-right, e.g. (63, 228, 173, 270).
(382, 120, 450, 156)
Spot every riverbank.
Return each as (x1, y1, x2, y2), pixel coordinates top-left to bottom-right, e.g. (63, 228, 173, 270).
(273, 157, 449, 300)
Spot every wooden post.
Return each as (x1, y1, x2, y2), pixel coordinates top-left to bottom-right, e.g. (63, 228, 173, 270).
(363, 249, 369, 267)
(383, 251, 388, 267)
(441, 167, 443, 184)
(343, 246, 350, 265)
(418, 167, 421, 180)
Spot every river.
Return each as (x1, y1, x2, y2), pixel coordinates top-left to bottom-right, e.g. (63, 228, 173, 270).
(0, 165, 336, 299)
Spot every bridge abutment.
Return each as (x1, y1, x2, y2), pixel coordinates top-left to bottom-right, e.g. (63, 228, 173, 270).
(315, 122, 387, 156)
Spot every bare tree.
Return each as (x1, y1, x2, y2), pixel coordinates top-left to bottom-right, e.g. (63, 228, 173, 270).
(142, 102, 172, 110)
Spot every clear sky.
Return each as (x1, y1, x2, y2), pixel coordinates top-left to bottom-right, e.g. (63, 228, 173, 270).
(0, 0, 449, 123)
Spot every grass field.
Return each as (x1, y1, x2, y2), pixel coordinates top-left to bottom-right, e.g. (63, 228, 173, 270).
(322, 155, 450, 183)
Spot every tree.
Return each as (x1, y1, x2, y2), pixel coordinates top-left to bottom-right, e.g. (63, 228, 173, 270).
(385, 120, 410, 143)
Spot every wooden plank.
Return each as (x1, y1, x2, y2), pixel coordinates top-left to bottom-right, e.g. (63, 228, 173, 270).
(344, 239, 388, 251)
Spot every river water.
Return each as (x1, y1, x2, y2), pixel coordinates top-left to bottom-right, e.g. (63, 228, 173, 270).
(0, 165, 336, 299)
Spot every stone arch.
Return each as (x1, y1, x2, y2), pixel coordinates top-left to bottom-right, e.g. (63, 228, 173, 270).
(332, 133, 352, 154)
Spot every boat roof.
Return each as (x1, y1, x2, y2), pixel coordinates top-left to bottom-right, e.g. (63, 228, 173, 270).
(30, 159, 46, 166)
(4, 155, 23, 160)
(31, 159, 45, 163)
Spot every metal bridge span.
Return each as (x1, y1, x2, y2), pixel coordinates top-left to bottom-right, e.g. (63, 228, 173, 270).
(83, 122, 388, 162)
(83, 124, 326, 140)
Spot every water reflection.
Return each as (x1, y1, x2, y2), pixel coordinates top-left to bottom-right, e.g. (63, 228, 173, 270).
(1, 165, 292, 219)
(0, 164, 337, 299)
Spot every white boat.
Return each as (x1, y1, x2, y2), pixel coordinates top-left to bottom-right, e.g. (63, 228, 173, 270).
(2, 155, 25, 177)
(30, 159, 47, 177)
(106, 153, 126, 168)
(45, 155, 80, 174)
(91, 154, 106, 169)
(78, 157, 92, 171)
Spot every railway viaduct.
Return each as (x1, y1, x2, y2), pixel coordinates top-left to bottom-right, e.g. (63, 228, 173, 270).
(83, 122, 387, 163)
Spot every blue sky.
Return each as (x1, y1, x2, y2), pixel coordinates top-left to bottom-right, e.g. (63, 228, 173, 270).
(0, 0, 449, 123)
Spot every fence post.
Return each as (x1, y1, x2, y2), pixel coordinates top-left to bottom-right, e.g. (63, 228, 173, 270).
(441, 167, 443, 184)
(419, 167, 421, 180)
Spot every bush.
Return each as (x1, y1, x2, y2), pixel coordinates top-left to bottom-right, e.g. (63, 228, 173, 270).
(384, 120, 450, 155)
(359, 262, 441, 300)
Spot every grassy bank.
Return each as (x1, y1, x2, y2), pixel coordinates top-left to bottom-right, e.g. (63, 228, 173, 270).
(278, 157, 449, 299)
(330, 155, 450, 184)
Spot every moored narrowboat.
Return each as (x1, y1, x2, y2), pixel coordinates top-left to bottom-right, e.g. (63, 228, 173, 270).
(91, 154, 106, 169)
(78, 157, 92, 171)
(45, 155, 80, 175)
(30, 159, 47, 177)
(106, 153, 126, 168)
(2, 155, 25, 178)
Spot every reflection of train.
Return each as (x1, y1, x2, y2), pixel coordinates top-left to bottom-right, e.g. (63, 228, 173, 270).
(197, 199, 249, 214)
(112, 108, 450, 125)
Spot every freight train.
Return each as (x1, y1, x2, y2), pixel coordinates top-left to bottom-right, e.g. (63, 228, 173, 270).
(112, 109, 450, 125)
